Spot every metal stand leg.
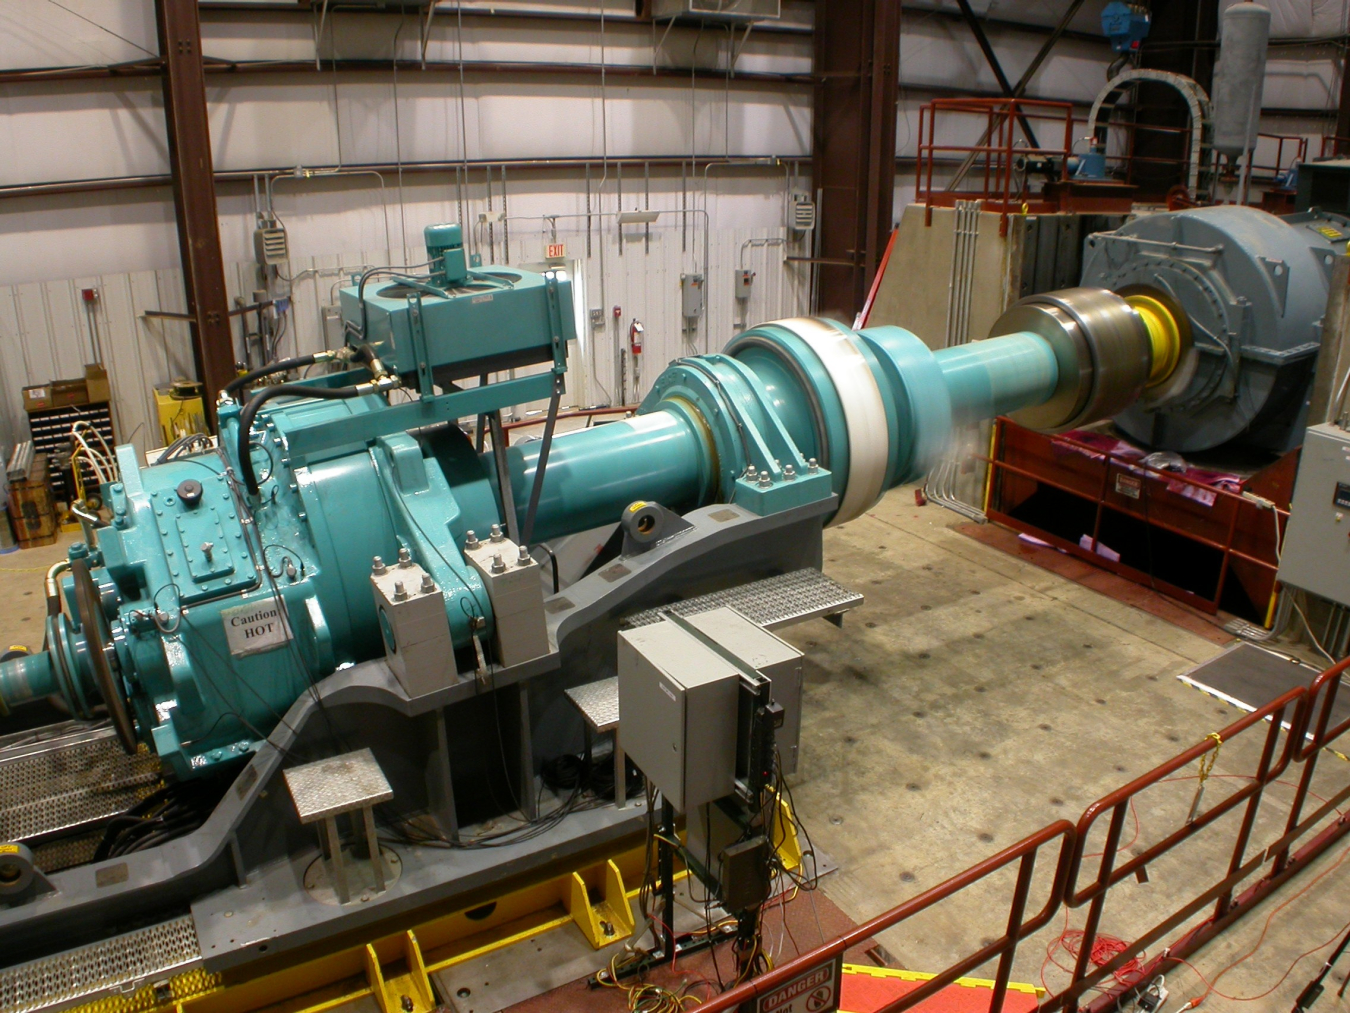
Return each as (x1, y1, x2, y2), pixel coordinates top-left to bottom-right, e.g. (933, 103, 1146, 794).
(324, 816, 349, 904)
(362, 806, 385, 892)
(660, 799, 676, 960)
(614, 734, 626, 810)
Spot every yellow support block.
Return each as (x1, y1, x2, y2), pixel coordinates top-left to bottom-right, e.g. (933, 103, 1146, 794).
(566, 860, 637, 949)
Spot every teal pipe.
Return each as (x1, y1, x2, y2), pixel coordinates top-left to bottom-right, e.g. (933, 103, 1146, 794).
(933, 331, 1060, 429)
(0, 651, 57, 714)
(508, 409, 711, 543)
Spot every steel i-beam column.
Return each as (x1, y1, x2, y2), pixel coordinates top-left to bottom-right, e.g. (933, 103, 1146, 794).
(811, 0, 902, 318)
(156, 0, 235, 423)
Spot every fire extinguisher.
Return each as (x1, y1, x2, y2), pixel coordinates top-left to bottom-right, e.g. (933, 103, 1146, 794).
(628, 319, 645, 392)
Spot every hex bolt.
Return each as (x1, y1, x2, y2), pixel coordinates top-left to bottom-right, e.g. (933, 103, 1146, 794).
(784, 464, 797, 480)
(420, 573, 436, 593)
(393, 581, 408, 601)
(397, 546, 413, 567)
(517, 544, 532, 566)
(745, 465, 758, 479)
(491, 553, 506, 574)
(808, 458, 820, 473)
(372, 555, 387, 574)
(201, 541, 214, 562)
(758, 471, 773, 488)
(490, 523, 504, 542)
(285, 559, 298, 581)
(465, 530, 479, 549)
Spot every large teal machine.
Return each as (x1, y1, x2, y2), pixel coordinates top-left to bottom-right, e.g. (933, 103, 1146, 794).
(0, 221, 1182, 980)
(0, 226, 1170, 779)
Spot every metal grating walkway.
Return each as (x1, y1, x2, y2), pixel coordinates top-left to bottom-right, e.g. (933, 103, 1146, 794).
(0, 916, 203, 1013)
(0, 725, 161, 842)
(624, 568, 862, 630)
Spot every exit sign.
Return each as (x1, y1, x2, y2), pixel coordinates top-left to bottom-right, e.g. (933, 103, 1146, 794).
(547, 243, 566, 260)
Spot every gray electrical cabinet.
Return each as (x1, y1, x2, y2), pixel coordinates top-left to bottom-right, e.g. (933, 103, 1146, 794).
(684, 608, 804, 774)
(618, 620, 741, 812)
(1277, 423, 1350, 605)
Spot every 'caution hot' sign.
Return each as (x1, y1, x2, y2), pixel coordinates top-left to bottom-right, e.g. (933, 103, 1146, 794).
(221, 600, 293, 658)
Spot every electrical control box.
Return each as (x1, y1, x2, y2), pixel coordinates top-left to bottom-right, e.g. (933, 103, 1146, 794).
(1277, 423, 1350, 605)
(680, 274, 705, 320)
(683, 608, 803, 774)
(735, 269, 755, 300)
(618, 620, 740, 812)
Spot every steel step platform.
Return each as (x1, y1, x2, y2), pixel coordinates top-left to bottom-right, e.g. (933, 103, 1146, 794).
(624, 567, 862, 630)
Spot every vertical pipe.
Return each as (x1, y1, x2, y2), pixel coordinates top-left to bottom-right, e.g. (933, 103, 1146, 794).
(501, 164, 509, 264)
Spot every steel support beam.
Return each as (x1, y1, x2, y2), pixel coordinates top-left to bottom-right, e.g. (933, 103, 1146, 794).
(156, 0, 235, 423)
(953, 0, 1040, 147)
(811, 0, 902, 317)
(1336, 58, 1350, 154)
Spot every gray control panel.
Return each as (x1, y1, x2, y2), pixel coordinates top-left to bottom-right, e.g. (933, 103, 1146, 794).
(1277, 423, 1350, 605)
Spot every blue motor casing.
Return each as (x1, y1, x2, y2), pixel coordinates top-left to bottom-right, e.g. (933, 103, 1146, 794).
(1083, 205, 1349, 453)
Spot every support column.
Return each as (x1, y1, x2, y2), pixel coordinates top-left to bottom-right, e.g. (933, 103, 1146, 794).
(1135, 0, 1221, 200)
(156, 0, 235, 423)
(811, 0, 902, 318)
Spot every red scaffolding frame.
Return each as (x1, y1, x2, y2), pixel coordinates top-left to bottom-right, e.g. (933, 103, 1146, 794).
(916, 97, 1076, 234)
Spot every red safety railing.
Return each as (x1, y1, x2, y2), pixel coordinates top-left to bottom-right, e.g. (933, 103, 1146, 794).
(916, 97, 1076, 235)
(693, 657, 1350, 1013)
(499, 405, 636, 446)
(982, 420, 1289, 618)
(697, 821, 1077, 1013)
(1252, 133, 1307, 182)
(1049, 688, 1302, 1011)
(1321, 135, 1350, 159)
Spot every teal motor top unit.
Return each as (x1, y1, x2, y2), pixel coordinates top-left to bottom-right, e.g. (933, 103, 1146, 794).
(340, 223, 575, 386)
(0, 216, 1166, 778)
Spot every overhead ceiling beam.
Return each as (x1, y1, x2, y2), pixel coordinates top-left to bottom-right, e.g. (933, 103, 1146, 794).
(156, 0, 236, 420)
(953, 0, 1040, 147)
(0, 57, 811, 88)
(945, 0, 1090, 190)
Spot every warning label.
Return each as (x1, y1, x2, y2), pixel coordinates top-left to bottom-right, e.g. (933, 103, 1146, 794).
(222, 599, 293, 657)
(756, 956, 842, 1013)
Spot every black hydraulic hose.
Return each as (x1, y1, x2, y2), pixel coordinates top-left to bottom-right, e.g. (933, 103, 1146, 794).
(223, 353, 321, 398)
(238, 384, 368, 494)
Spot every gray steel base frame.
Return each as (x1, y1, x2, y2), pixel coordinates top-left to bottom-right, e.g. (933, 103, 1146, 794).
(0, 497, 838, 988)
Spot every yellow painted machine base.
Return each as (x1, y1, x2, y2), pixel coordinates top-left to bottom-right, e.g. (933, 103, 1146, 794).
(58, 797, 806, 1013)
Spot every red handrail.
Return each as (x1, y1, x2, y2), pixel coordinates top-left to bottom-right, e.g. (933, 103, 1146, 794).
(696, 821, 1076, 1013)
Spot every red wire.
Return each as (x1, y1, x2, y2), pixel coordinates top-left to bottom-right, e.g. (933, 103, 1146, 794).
(1165, 840, 1350, 1003)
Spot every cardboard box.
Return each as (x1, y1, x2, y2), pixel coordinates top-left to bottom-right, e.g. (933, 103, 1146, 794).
(84, 364, 110, 404)
(21, 364, 110, 414)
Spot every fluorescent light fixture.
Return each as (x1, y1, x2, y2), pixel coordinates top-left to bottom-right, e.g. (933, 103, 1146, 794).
(617, 211, 661, 225)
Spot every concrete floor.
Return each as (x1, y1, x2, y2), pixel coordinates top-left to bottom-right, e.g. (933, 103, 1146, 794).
(0, 496, 1347, 1012)
(775, 487, 1350, 1012)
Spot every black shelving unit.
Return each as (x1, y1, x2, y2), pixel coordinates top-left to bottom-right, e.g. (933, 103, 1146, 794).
(26, 402, 115, 505)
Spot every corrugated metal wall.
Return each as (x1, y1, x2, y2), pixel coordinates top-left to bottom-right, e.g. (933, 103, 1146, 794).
(0, 220, 808, 464)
